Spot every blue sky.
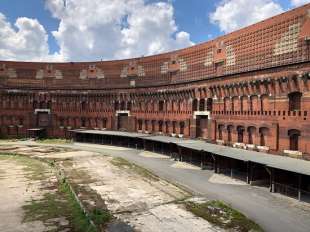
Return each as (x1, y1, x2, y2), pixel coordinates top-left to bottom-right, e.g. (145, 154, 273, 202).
(0, 0, 308, 61)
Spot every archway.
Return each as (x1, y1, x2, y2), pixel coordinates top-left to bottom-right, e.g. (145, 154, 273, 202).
(237, 126, 245, 143)
(259, 127, 269, 146)
(207, 98, 213, 111)
(218, 124, 225, 140)
(288, 129, 301, 151)
(199, 99, 205, 111)
(288, 92, 302, 111)
(192, 99, 198, 111)
(247, 126, 256, 144)
(227, 125, 233, 143)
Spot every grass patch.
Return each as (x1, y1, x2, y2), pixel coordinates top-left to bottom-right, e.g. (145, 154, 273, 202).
(1, 152, 112, 231)
(23, 181, 97, 232)
(37, 138, 72, 144)
(0, 153, 50, 180)
(110, 157, 159, 181)
(185, 200, 263, 232)
(62, 160, 96, 184)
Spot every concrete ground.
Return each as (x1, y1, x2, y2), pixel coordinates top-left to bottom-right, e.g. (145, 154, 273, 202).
(0, 153, 71, 232)
(2, 141, 310, 232)
(0, 144, 223, 232)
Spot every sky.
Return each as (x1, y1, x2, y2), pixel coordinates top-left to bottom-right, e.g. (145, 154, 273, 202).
(0, 0, 309, 62)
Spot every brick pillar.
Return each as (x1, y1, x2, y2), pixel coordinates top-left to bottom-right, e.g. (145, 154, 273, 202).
(154, 120, 159, 133)
(183, 120, 190, 137)
(231, 127, 238, 143)
(144, 120, 149, 132)
(190, 118, 196, 138)
(165, 121, 170, 135)
(268, 123, 278, 151)
(175, 121, 180, 135)
(222, 128, 227, 143)
(108, 116, 115, 130)
(128, 116, 136, 132)
(209, 119, 216, 141)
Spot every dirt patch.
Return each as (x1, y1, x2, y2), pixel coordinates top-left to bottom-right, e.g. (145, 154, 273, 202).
(60, 154, 224, 231)
(171, 161, 201, 170)
(0, 155, 70, 231)
(0, 153, 96, 232)
(0, 144, 262, 232)
(138, 151, 170, 159)
(209, 173, 247, 186)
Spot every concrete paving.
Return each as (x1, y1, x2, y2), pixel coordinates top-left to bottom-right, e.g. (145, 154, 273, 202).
(5, 141, 310, 232)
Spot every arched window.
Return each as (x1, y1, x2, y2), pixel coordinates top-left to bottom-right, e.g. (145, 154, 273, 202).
(288, 129, 301, 151)
(260, 95, 269, 112)
(138, 119, 142, 130)
(192, 99, 198, 111)
(102, 118, 107, 128)
(227, 125, 233, 143)
(120, 101, 126, 111)
(47, 101, 52, 109)
(237, 126, 245, 143)
(39, 101, 45, 109)
(158, 121, 163, 132)
(180, 121, 185, 135)
(165, 121, 170, 133)
(288, 92, 302, 111)
(218, 124, 224, 140)
(199, 99, 205, 111)
(259, 127, 269, 146)
(207, 98, 213, 111)
(159, 101, 164, 112)
(172, 121, 177, 133)
(81, 118, 86, 127)
(145, 120, 149, 131)
(81, 101, 87, 110)
(241, 96, 248, 112)
(247, 127, 256, 144)
(114, 101, 119, 111)
(249, 95, 258, 111)
(232, 97, 239, 112)
(127, 101, 132, 111)
(224, 97, 230, 112)
(33, 101, 38, 109)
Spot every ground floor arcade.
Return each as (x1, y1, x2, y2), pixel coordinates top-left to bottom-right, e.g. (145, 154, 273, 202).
(72, 129, 310, 203)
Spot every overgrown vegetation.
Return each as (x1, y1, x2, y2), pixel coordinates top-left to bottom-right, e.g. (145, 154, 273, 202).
(185, 200, 263, 232)
(0, 153, 111, 231)
(110, 157, 159, 181)
(23, 181, 97, 232)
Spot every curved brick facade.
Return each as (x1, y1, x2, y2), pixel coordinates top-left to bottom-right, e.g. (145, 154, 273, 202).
(0, 4, 310, 157)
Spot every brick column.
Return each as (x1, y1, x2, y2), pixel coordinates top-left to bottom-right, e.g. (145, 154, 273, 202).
(190, 118, 196, 138)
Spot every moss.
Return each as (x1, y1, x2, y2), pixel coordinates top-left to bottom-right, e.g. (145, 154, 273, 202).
(110, 157, 159, 181)
(185, 200, 263, 232)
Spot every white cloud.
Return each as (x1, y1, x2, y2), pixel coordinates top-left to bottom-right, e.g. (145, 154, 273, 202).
(0, 13, 59, 61)
(45, 0, 194, 61)
(210, 0, 284, 33)
(291, 0, 310, 7)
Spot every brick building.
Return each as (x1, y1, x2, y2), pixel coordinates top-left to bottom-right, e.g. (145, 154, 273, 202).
(0, 4, 310, 158)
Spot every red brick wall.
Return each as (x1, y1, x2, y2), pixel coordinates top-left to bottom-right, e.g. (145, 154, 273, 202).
(0, 4, 310, 158)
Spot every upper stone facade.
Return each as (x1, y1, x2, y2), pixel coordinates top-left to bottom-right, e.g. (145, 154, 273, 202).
(0, 4, 309, 89)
